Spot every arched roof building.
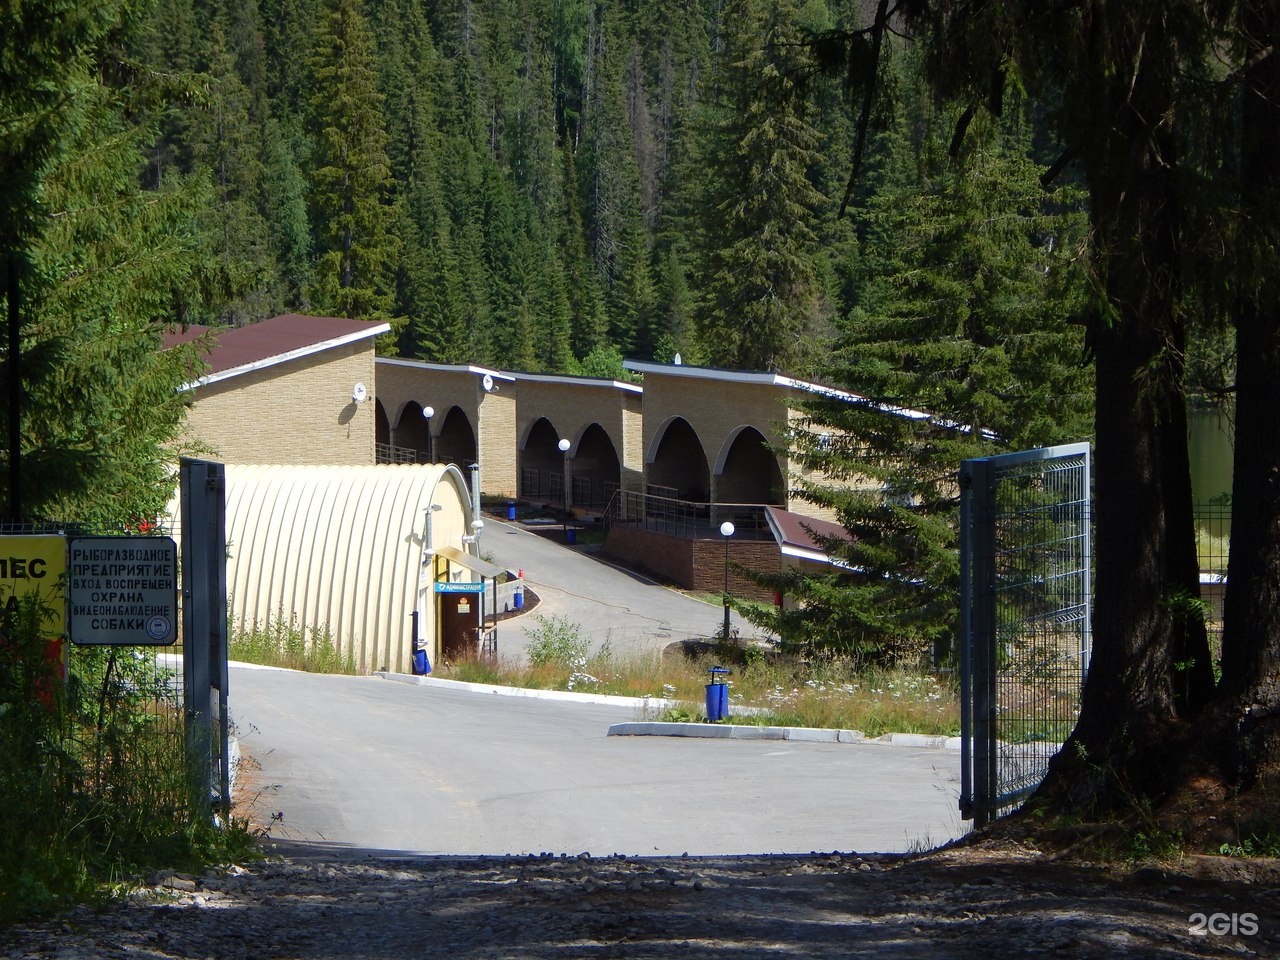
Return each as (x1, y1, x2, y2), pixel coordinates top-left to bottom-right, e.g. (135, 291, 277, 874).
(221, 463, 493, 674)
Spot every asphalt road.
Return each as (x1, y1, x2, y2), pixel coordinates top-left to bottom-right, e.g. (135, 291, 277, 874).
(476, 517, 764, 664)
(231, 665, 965, 857)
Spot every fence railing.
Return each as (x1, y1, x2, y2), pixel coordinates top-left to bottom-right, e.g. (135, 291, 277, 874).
(959, 442, 1092, 827)
(603, 490, 774, 541)
(376, 442, 421, 464)
(1194, 499, 1231, 648)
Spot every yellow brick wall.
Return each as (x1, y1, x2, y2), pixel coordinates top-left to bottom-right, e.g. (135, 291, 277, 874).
(374, 361, 520, 498)
(181, 342, 376, 464)
(620, 397, 644, 493)
(478, 392, 518, 497)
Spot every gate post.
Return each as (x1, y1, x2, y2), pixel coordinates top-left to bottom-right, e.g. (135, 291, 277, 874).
(960, 457, 998, 827)
(180, 459, 229, 823)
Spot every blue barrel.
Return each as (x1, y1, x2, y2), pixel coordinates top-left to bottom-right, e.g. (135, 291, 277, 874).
(705, 666, 730, 721)
(705, 682, 728, 721)
(513, 587, 524, 610)
(565, 527, 576, 545)
(506, 500, 516, 521)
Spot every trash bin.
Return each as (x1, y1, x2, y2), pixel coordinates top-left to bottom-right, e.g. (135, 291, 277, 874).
(412, 649, 431, 675)
(513, 584, 524, 610)
(506, 500, 516, 521)
(705, 666, 730, 721)
(565, 526, 576, 545)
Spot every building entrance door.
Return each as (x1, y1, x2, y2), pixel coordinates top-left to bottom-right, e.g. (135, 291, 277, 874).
(439, 589, 481, 662)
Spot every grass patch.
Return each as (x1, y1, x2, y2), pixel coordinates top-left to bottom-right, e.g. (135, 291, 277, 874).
(230, 610, 357, 674)
(436, 616, 958, 735)
(2, 598, 258, 923)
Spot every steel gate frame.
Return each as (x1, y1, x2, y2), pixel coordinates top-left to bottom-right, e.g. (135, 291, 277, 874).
(959, 442, 1091, 827)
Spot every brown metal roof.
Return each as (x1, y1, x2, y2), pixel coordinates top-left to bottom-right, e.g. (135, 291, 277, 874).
(163, 314, 387, 378)
(764, 505, 854, 559)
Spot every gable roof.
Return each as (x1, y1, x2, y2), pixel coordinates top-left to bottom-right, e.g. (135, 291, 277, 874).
(166, 314, 390, 388)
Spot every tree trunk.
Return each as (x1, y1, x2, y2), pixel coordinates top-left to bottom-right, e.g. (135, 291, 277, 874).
(1032, 4, 1214, 817)
(1217, 0, 1280, 794)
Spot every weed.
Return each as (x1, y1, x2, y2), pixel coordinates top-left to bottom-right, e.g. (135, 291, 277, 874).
(437, 638, 959, 733)
(1219, 827, 1280, 858)
(524, 615, 590, 669)
(1128, 826, 1185, 863)
(1, 596, 256, 922)
(230, 610, 356, 674)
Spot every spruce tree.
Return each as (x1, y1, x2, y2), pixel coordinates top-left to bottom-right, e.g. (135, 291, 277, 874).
(1, 0, 210, 524)
(186, 22, 281, 323)
(306, 0, 401, 339)
(766, 91, 1091, 663)
(690, 0, 826, 372)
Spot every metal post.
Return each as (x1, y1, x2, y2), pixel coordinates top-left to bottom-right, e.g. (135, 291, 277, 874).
(558, 438, 571, 542)
(720, 520, 735, 640)
(7, 255, 21, 521)
(468, 462, 483, 553)
(422, 405, 434, 463)
(180, 458, 229, 823)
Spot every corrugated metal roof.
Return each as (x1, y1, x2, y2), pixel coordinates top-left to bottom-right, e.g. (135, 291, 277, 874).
(165, 314, 389, 387)
(220, 463, 472, 672)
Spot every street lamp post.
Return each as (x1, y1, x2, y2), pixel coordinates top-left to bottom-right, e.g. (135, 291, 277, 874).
(720, 520, 735, 640)
(421, 405, 434, 463)
(558, 438, 572, 542)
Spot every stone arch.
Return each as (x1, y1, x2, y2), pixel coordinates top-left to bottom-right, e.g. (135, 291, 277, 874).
(391, 401, 432, 461)
(572, 422, 622, 508)
(647, 416, 711, 502)
(434, 406, 478, 467)
(520, 416, 572, 501)
(714, 425, 786, 505)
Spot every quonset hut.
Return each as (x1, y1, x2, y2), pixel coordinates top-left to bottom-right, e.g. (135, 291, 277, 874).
(220, 463, 507, 674)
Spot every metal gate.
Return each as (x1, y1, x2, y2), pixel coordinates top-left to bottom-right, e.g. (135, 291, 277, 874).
(959, 442, 1091, 826)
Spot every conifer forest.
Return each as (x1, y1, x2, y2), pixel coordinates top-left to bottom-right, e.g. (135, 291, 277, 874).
(126, 0, 1091, 385)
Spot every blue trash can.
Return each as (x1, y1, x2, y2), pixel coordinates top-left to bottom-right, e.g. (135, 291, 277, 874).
(513, 586, 524, 610)
(705, 666, 730, 721)
(565, 526, 576, 545)
(507, 500, 516, 521)
(412, 649, 431, 675)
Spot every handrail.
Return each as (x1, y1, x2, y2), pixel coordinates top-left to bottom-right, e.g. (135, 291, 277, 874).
(603, 490, 774, 541)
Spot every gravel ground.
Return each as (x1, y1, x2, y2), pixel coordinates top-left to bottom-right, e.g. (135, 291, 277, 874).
(4, 843, 1277, 959)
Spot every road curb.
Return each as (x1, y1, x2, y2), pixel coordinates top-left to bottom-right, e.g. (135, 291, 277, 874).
(376, 671, 681, 713)
(606, 722, 960, 749)
(376, 672, 960, 751)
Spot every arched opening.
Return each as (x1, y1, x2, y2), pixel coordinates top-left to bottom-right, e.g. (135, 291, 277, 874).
(520, 417, 570, 503)
(391, 401, 432, 462)
(374, 400, 391, 451)
(435, 406, 478, 468)
(648, 417, 710, 502)
(571, 423, 622, 509)
(716, 426, 786, 505)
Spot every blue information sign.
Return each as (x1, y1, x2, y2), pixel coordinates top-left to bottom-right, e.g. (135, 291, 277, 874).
(434, 581, 486, 594)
